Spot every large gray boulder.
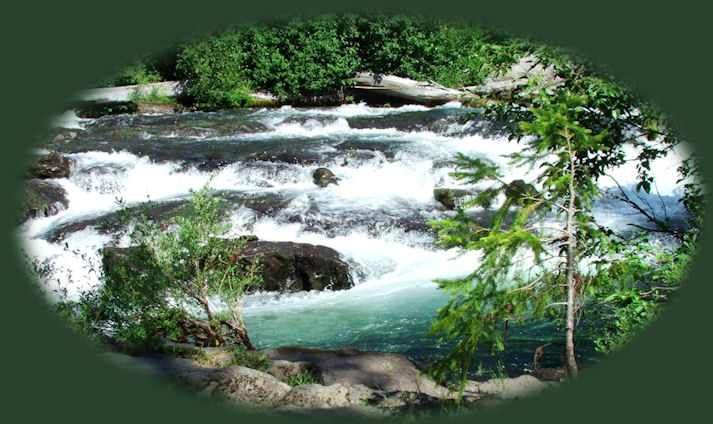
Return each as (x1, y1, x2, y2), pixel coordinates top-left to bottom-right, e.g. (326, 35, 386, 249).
(102, 239, 353, 293)
(237, 240, 353, 292)
(103, 348, 554, 416)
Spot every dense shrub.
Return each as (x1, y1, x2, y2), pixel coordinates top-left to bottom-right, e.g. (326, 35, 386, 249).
(175, 14, 529, 109)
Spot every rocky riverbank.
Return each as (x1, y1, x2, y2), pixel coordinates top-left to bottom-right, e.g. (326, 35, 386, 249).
(106, 342, 557, 419)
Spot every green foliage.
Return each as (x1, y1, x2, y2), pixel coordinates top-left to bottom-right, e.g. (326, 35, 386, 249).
(592, 232, 695, 354)
(225, 346, 270, 371)
(96, 45, 182, 87)
(285, 370, 320, 386)
(177, 15, 361, 108)
(174, 13, 528, 109)
(481, 44, 704, 240)
(129, 86, 178, 105)
(96, 61, 162, 87)
(471, 44, 703, 363)
(58, 184, 261, 352)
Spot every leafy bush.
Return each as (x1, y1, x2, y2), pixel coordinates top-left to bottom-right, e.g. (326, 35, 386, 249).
(96, 61, 163, 87)
(58, 185, 261, 352)
(175, 14, 528, 109)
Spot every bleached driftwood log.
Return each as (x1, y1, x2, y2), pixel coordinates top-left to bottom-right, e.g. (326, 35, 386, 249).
(352, 72, 473, 105)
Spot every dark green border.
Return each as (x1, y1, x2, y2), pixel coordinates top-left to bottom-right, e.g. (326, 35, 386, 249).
(3, 1, 710, 423)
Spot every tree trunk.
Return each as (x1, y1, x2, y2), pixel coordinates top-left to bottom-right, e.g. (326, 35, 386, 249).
(564, 133, 579, 378)
(222, 319, 255, 350)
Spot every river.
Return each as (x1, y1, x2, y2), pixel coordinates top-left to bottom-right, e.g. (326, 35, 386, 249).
(20, 102, 688, 375)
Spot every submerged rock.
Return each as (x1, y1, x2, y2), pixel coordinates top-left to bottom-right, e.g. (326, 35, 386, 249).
(312, 167, 339, 187)
(17, 180, 69, 224)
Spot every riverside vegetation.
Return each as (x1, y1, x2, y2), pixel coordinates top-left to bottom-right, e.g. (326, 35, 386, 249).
(27, 12, 704, 414)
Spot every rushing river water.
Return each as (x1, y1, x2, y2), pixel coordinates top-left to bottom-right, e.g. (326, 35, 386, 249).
(21, 102, 689, 375)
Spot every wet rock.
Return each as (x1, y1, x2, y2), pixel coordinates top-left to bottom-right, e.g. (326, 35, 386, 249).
(237, 241, 353, 292)
(172, 126, 213, 138)
(251, 151, 322, 165)
(28, 151, 72, 179)
(433, 188, 472, 209)
(312, 168, 339, 187)
(136, 102, 183, 115)
(50, 130, 78, 144)
(42, 198, 186, 243)
(17, 180, 69, 224)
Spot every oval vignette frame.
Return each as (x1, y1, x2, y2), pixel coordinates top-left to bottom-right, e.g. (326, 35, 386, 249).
(2, 2, 711, 424)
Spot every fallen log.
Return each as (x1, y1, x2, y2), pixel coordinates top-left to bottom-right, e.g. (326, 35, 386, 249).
(351, 72, 474, 105)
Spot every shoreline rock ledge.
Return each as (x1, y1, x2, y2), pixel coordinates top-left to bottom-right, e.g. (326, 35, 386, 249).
(106, 345, 555, 418)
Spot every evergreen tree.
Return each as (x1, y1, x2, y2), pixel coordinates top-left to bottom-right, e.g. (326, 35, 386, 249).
(425, 90, 618, 390)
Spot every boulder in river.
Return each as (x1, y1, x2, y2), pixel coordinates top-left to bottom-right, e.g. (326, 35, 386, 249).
(28, 151, 72, 179)
(236, 240, 353, 292)
(17, 180, 69, 224)
(312, 168, 339, 187)
(433, 188, 472, 210)
(102, 239, 353, 293)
